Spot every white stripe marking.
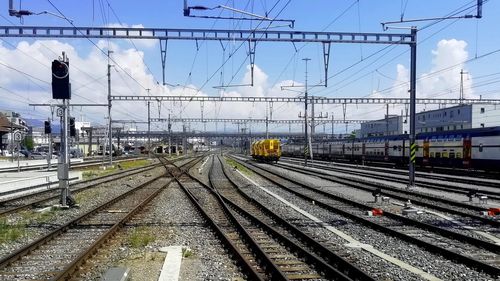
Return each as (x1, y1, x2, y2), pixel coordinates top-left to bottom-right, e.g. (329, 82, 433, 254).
(236, 170, 441, 281)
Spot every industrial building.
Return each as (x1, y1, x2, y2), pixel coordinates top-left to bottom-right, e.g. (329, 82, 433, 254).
(359, 104, 500, 137)
(359, 115, 408, 137)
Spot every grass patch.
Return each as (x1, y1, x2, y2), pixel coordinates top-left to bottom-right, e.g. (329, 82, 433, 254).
(80, 159, 152, 180)
(128, 226, 155, 248)
(20, 208, 57, 224)
(224, 157, 252, 176)
(0, 218, 26, 244)
(182, 247, 194, 258)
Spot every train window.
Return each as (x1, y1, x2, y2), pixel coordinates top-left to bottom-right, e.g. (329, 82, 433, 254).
(393, 145, 397, 150)
(430, 152, 435, 158)
(399, 145, 402, 151)
(449, 152, 455, 158)
(479, 144, 483, 152)
(480, 108, 485, 113)
(456, 152, 462, 158)
(435, 152, 441, 158)
(442, 151, 448, 158)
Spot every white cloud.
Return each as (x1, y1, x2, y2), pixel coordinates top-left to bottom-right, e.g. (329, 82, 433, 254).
(419, 39, 474, 100)
(360, 39, 476, 122)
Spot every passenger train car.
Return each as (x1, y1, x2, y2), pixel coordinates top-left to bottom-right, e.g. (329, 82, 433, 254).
(282, 126, 500, 170)
(251, 139, 281, 162)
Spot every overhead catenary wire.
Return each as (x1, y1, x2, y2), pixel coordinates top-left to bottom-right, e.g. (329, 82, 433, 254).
(177, 0, 292, 117)
(46, 0, 150, 92)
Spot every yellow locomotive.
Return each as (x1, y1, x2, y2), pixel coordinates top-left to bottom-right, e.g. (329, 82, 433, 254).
(251, 139, 281, 162)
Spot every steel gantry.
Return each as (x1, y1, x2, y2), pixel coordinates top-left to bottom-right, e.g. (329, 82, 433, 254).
(0, 25, 414, 87)
(150, 117, 368, 124)
(111, 95, 500, 105)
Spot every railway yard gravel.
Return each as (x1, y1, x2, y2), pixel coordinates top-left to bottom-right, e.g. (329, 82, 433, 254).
(0, 165, 167, 258)
(80, 180, 243, 280)
(281, 160, 500, 207)
(224, 159, 497, 281)
(263, 163, 500, 240)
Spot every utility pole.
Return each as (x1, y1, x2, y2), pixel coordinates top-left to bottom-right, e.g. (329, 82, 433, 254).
(107, 50, 113, 166)
(331, 113, 334, 139)
(408, 27, 418, 188)
(48, 117, 53, 171)
(201, 101, 206, 132)
(303, 58, 311, 166)
(10, 116, 13, 163)
(265, 102, 269, 139)
(460, 69, 468, 105)
(386, 103, 389, 136)
(311, 96, 315, 135)
(168, 113, 172, 157)
(147, 89, 151, 155)
(59, 55, 70, 207)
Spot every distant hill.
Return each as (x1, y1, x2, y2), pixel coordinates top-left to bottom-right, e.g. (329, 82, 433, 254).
(24, 118, 61, 134)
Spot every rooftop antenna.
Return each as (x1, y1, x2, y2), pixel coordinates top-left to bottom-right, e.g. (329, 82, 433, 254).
(381, 0, 483, 30)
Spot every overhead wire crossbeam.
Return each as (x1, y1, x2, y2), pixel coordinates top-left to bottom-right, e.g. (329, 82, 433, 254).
(0, 26, 415, 44)
(150, 117, 368, 124)
(110, 95, 500, 105)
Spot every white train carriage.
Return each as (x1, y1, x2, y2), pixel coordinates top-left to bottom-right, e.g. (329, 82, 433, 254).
(281, 126, 500, 171)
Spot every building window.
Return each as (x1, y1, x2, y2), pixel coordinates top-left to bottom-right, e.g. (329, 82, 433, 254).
(450, 111, 454, 118)
(458, 109, 460, 115)
(444, 112, 447, 116)
(480, 108, 485, 113)
(481, 123, 485, 128)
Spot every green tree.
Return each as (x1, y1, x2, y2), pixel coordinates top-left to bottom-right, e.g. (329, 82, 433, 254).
(22, 136, 34, 150)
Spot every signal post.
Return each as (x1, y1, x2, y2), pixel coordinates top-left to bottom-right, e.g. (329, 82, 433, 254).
(51, 52, 76, 208)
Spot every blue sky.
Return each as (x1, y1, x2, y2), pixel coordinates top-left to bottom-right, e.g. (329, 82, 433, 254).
(1, 0, 499, 133)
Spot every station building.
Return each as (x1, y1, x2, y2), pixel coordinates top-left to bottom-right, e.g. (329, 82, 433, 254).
(359, 104, 500, 137)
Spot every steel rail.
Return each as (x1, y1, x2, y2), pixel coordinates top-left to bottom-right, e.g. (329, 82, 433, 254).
(277, 161, 500, 228)
(243, 159, 500, 253)
(215, 155, 369, 281)
(0, 163, 162, 217)
(168, 157, 264, 281)
(0, 156, 147, 173)
(229, 156, 500, 277)
(0, 156, 201, 279)
(0, 161, 160, 200)
(0, 172, 164, 270)
(281, 157, 500, 196)
(302, 161, 500, 200)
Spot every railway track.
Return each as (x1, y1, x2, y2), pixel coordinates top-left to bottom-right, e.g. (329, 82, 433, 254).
(228, 156, 500, 278)
(212, 154, 374, 280)
(211, 155, 365, 280)
(173, 155, 361, 280)
(0, 156, 146, 173)
(283, 155, 500, 181)
(274, 160, 500, 228)
(0, 156, 202, 280)
(0, 160, 173, 217)
(281, 157, 500, 200)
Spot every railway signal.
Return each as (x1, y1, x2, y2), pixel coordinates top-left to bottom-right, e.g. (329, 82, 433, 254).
(44, 120, 51, 134)
(51, 59, 71, 99)
(69, 117, 76, 137)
